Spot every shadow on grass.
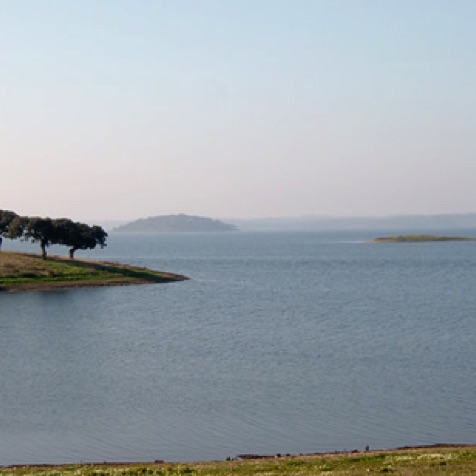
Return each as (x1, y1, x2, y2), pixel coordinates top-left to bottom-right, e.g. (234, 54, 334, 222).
(47, 255, 189, 283)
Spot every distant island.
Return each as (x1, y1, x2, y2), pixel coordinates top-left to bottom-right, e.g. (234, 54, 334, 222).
(372, 234, 476, 243)
(113, 214, 237, 233)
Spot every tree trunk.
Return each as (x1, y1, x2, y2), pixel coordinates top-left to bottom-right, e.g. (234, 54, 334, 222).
(41, 242, 47, 260)
(69, 248, 76, 259)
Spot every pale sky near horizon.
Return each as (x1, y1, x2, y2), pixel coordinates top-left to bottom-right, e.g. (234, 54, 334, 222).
(1, 1, 476, 222)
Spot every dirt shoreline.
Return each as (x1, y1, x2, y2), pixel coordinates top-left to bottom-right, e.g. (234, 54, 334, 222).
(4, 444, 475, 469)
(1, 273, 188, 292)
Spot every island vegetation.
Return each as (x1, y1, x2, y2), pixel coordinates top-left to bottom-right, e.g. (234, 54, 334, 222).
(1, 445, 475, 475)
(372, 234, 476, 243)
(114, 214, 237, 233)
(0, 251, 187, 292)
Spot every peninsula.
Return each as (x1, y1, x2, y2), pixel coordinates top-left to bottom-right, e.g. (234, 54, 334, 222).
(372, 234, 476, 243)
(114, 214, 237, 233)
(0, 252, 188, 292)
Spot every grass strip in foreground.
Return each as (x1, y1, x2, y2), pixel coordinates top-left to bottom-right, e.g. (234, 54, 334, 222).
(1, 446, 476, 475)
(0, 251, 187, 292)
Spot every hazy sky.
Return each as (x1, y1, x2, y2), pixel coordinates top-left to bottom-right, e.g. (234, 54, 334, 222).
(1, 1, 476, 222)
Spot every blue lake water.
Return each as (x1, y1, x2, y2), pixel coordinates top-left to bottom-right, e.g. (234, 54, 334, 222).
(1, 230, 475, 465)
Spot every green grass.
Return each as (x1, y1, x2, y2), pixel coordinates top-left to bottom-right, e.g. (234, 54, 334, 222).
(372, 234, 476, 243)
(1, 447, 476, 475)
(0, 251, 187, 291)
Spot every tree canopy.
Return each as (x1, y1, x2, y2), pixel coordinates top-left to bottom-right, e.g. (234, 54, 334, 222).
(0, 210, 107, 259)
(0, 210, 19, 236)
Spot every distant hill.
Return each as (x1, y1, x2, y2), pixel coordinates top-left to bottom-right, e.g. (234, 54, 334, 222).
(113, 214, 237, 233)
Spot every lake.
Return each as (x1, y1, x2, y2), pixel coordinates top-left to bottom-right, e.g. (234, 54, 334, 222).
(1, 230, 475, 465)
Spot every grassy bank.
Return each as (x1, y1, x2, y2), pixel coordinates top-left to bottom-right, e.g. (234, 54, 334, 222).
(0, 251, 187, 291)
(1, 446, 476, 475)
(372, 234, 476, 243)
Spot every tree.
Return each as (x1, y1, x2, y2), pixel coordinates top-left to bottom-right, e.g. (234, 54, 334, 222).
(0, 210, 19, 237)
(0, 210, 108, 259)
(64, 222, 108, 259)
(6, 215, 28, 240)
(24, 218, 109, 259)
(23, 217, 58, 259)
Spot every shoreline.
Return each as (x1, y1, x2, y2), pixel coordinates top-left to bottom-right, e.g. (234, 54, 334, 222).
(3, 443, 476, 469)
(0, 251, 188, 292)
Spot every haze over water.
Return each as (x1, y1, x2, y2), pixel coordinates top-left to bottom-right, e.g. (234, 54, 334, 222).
(1, 230, 475, 465)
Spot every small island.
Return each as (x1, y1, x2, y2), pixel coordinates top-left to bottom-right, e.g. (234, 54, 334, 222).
(0, 252, 188, 292)
(114, 214, 237, 233)
(372, 234, 476, 243)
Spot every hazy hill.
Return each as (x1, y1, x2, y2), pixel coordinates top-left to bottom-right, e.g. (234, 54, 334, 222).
(113, 214, 237, 233)
(228, 213, 476, 231)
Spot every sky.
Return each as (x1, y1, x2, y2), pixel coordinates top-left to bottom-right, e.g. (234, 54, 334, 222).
(1, 1, 476, 222)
